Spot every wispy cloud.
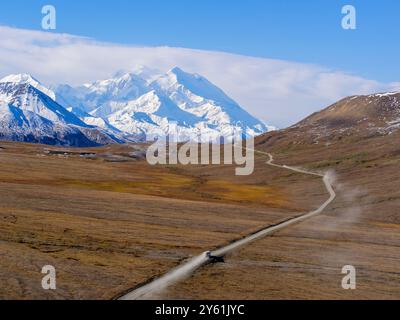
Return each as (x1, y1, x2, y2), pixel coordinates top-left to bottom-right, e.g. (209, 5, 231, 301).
(0, 26, 397, 127)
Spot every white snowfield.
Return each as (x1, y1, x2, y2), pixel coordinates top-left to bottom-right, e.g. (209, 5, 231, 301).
(0, 75, 120, 146)
(0, 73, 56, 100)
(0, 68, 273, 145)
(54, 66, 273, 141)
(119, 150, 336, 300)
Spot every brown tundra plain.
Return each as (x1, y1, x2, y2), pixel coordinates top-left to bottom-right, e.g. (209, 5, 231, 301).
(1, 93, 400, 300)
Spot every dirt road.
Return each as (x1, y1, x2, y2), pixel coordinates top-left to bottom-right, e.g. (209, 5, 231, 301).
(119, 151, 336, 300)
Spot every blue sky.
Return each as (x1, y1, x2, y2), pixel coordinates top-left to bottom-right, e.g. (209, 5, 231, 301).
(0, 1, 399, 127)
(0, 0, 399, 83)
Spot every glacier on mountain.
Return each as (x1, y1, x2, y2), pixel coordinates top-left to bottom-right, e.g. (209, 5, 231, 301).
(0, 75, 121, 146)
(54, 67, 272, 142)
(0, 67, 273, 146)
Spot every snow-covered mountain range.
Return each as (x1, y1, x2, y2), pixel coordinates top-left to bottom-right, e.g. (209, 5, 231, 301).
(0, 74, 121, 146)
(0, 67, 272, 146)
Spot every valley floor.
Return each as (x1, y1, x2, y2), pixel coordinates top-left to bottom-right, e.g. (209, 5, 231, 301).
(0, 142, 324, 299)
(1, 134, 399, 300)
(160, 132, 400, 299)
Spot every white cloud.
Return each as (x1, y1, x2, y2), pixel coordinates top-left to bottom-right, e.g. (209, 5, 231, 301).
(0, 26, 397, 127)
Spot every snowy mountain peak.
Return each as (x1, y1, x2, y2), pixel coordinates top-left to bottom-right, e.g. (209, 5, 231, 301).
(0, 69, 273, 146)
(0, 73, 36, 83)
(114, 65, 161, 83)
(83, 71, 147, 97)
(165, 66, 201, 84)
(0, 73, 124, 146)
(0, 73, 56, 100)
(168, 66, 186, 76)
(53, 67, 271, 141)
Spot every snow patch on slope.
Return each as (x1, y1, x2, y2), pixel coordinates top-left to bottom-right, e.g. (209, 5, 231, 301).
(1, 73, 56, 100)
(55, 66, 271, 141)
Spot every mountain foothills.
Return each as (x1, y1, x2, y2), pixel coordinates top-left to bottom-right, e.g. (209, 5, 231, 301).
(1, 74, 400, 299)
(257, 91, 400, 149)
(0, 68, 271, 146)
(159, 90, 400, 300)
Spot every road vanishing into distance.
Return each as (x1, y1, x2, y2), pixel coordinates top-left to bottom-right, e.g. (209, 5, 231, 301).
(119, 151, 336, 300)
